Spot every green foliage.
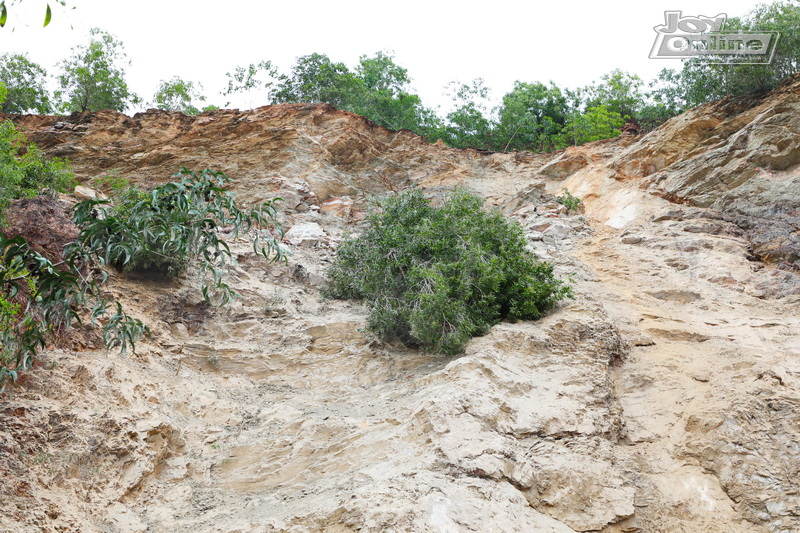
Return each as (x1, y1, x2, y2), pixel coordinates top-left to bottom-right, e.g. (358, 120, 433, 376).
(495, 81, 569, 152)
(564, 105, 624, 146)
(0, 53, 51, 114)
(0, 120, 76, 222)
(583, 69, 644, 121)
(0, 234, 148, 393)
(153, 76, 207, 115)
(90, 172, 129, 196)
(223, 60, 278, 101)
(73, 168, 286, 305)
(556, 188, 582, 212)
(272, 53, 363, 109)
(326, 188, 572, 355)
(0, 82, 6, 107)
(227, 52, 443, 141)
(637, 102, 677, 132)
(440, 75, 636, 153)
(55, 28, 141, 113)
(743, 1, 800, 88)
(0, 120, 145, 393)
(349, 52, 443, 135)
(0, 165, 285, 393)
(222, 53, 664, 151)
(442, 79, 495, 149)
(352, 64, 419, 132)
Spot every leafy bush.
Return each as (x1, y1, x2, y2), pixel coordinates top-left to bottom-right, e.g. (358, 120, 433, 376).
(325, 188, 572, 355)
(0, 234, 149, 393)
(0, 167, 285, 393)
(0, 120, 76, 222)
(556, 188, 582, 212)
(73, 168, 286, 304)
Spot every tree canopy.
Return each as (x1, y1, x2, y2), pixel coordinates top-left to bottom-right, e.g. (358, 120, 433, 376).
(153, 77, 208, 115)
(0, 53, 51, 114)
(55, 28, 140, 113)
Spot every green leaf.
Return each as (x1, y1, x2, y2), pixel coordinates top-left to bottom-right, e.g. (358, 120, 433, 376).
(0, 3, 7, 27)
(44, 4, 52, 27)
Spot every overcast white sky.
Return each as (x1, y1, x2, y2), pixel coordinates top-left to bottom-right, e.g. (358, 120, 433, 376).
(0, 0, 764, 113)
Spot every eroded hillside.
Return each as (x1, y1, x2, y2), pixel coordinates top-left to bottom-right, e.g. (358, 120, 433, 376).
(1, 74, 799, 533)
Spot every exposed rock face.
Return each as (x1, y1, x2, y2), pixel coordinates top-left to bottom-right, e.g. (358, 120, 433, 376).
(614, 78, 800, 269)
(1, 75, 800, 533)
(6, 105, 548, 208)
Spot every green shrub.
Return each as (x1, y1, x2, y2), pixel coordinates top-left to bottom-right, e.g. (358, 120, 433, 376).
(325, 188, 572, 355)
(0, 234, 149, 393)
(0, 167, 286, 393)
(73, 168, 286, 304)
(0, 120, 76, 222)
(105, 184, 186, 277)
(556, 188, 582, 212)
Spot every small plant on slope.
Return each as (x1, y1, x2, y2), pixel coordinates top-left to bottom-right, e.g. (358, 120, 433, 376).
(556, 188, 582, 212)
(325, 188, 572, 355)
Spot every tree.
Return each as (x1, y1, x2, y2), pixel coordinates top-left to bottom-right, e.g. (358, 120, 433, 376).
(564, 105, 624, 146)
(647, 68, 687, 114)
(745, 0, 800, 88)
(272, 53, 363, 109)
(55, 28, 141, 113)
(495, 81, 569, 152)
(222, 60, 279, 105)
(356, 51, 410, 95)
(227, 52, 442, 139)
(0, 53, 51, 114)
(442, 79, 495, 149)
(583, 69, 644, 121)
(153, 77, 207, 115)
(351, 52, 442, 136)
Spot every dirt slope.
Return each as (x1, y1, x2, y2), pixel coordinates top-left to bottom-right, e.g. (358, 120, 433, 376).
(1, 76, 799, 532)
